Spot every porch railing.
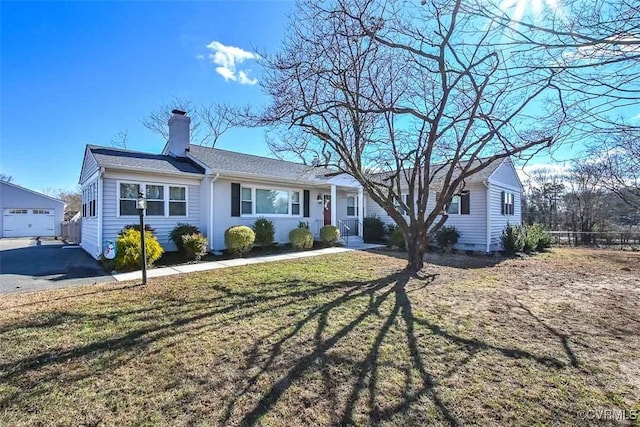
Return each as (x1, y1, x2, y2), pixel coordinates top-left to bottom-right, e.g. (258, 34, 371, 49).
(340, 218, 361, 237)
(338, 220, 351, 246)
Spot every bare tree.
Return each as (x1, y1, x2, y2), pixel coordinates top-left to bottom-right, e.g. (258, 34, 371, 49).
(256, 0, 569, 271)
(42, 188, 82, 220)
(0, 173, 12, 183)
(589, 130, 640, 210)
(109, 129, 129, 150)
(142, 97, 238, 147)
(523, 168, 566, 229)
(563, 163, 609, 241)
(475, 0, 640, 139)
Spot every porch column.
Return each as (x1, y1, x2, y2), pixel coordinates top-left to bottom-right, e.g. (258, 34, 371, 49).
(358, 186, 364, 236)
(331, 184, 337, 226)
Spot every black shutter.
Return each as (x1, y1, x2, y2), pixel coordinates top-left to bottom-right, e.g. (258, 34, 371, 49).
(461, 192, 470, 215)
(501, 191, 505, 215)
(231, 183, 240, 217)
(303, 190, 310, 218)
(510, 194, 515, 215)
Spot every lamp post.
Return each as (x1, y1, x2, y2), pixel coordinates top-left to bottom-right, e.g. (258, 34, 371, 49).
(137, 192, 147, 285)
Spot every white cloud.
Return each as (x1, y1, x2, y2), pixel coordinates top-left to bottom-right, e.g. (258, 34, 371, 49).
(204, 41, 259, 85)
(195, 54, 206, 61)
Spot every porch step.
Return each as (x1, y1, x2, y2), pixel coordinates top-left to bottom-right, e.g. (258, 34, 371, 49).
(340, 235, 364, 247)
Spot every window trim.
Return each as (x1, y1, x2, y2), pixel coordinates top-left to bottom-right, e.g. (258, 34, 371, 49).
(145, 184, 166, 217)
(502, 191, 515, 216)
(169, 185, 188, 217)
(116, 181, 188, 218)
(447, 195, 461, 215)
(239, 185, 303, 218)
(83, 180, 98, 218)
(346, 195, 358, 217)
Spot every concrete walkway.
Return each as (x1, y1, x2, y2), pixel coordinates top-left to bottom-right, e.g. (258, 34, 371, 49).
(113, 244, 383, 282)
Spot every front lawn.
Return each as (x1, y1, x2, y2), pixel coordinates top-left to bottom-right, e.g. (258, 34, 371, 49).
(1, 249, 638, 426)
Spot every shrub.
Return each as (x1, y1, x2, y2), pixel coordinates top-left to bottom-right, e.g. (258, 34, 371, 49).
(320, 225, 340, 245)
(389, 227, 406, 251)
(363, 216, 385, 243)
(436, 226, 461, 253)
(121, 223, 156, 236)
(225, 226, 255, 256)
(523, 225, 539, 253)
(182, 233, 208, 261)
(253, 217, 275, 246)
(501, 224, 525, 255)
(289, 227, 314, 249)
(114, 227, 164, 272)
(536, 227, 553, 251)
(525, 223, 552, 252)
(170, 223, 200, 253)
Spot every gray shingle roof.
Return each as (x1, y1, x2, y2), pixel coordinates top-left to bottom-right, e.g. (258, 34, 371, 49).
(188, 145, 330, 182)
(431, 157, 505, 184)
(89, 145, 205, 175)
(370, 157, 505, 187)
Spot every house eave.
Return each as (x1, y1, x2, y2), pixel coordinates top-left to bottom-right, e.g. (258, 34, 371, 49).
(99, 165, 205, 180)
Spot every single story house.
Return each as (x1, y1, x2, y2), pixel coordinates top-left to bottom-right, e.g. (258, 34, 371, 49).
(78, 110, 522, 258)
(0, 181, 66, 238)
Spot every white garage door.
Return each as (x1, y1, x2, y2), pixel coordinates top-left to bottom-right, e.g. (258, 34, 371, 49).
(3, 208, 55, 237)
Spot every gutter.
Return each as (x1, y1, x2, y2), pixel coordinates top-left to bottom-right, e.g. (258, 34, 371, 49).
(98, 167, 105, 258)
(209, 173, 219, 251)
(484, 179, 491, 253)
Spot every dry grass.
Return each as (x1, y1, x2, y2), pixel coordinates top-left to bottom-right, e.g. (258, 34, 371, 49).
(0, 248, 638, 426)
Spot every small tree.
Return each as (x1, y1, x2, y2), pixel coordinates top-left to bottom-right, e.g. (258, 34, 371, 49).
(253, 217, 275, 246)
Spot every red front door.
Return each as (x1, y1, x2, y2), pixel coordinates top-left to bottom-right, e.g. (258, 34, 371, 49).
(323, 195, 331, 225)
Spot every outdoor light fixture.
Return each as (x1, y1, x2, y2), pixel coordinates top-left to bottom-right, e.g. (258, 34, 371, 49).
(317, 194, 324, 203)
(137, 192, 148, 285)
(137, 193, 147, 210)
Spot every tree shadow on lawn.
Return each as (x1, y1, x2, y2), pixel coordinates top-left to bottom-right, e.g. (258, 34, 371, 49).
(370, 248, 507, 270)
(1, 270, 574, 425)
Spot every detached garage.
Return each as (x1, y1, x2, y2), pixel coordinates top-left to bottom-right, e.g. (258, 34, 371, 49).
(0, 181, 66, 238)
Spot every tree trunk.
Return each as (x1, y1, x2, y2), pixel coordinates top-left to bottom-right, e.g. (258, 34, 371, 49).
(405, 225, 427, 272)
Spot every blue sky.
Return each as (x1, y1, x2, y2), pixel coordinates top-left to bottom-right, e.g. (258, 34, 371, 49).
(1, 1, 602, 193)
(1, 1, 294, 192)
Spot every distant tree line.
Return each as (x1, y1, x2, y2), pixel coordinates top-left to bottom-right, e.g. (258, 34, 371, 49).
(523, 159, 640, 234)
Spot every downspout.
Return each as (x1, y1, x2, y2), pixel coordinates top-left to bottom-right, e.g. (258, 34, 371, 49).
(210, 173, 219, 251)
(484, 180, 491, 253)
(98, 167, 105, 258)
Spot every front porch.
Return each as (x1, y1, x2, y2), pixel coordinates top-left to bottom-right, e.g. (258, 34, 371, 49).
(310, 180, 365, 246)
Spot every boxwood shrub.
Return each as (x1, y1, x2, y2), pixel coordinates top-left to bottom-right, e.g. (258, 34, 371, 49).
(289, 227, 314, 249)
(225, 226, 255, 256)
(320, 225, 340, 245)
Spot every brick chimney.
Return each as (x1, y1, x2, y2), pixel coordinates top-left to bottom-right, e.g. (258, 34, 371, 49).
(167, 109, 190, 157)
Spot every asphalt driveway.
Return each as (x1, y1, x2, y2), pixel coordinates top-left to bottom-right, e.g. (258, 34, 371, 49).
(0, 238, 113, 294)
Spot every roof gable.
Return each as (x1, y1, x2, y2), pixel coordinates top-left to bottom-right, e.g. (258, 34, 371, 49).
(0, 181, 66, 205)
(487, 158, 523, 191)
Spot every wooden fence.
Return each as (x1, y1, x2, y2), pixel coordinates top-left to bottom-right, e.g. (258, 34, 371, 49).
(549, 231, 640, 250)
(61, 219, 81, 244)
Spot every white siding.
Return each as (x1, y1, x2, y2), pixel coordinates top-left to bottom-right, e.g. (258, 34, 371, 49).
(489, 160, 522, 190)
(488, 183, 522, 251)
(81, 216, 100, 258)
(211, 178, 326, 250)
(101, 174, 202, 253)
(365, 183, 489, 250)
(79, 148, 99, 184)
